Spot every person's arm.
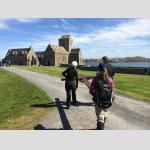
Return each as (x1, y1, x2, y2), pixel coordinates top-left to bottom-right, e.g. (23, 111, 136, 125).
(79, 76, 97, 97)
(109, 78, 115, 95)
(62, 68, 68, 78)
(76, 71, 78, 89)
(79, 76, 91, 89)
(89, 78, 97, 97)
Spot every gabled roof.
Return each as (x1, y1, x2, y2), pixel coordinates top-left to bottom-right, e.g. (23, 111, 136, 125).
(47, 44, 68, 54)
(6, 48, 31, 57)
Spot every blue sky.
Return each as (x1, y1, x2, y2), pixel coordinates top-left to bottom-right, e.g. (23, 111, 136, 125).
(0, 18, 150, 59)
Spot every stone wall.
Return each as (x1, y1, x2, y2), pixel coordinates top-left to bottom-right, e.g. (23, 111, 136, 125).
(5, 55, 27, 65)
(55, 53, 68, 66)
(27, 49, 39, 66)
(69, 52, 79, 64)
(114, 67, 150, 75)
(43, 51, 55, 66)
(80, 66, 150, 75)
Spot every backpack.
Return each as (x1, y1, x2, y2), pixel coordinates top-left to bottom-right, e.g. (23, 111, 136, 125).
(96, 79, 113, 108)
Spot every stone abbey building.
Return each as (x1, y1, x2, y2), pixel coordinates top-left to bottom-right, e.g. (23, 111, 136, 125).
(4, 35, 83, 66)
(4, 46, 39, 66)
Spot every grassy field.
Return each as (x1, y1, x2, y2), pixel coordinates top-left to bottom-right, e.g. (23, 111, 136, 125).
(114, 73, 150, 101)
(16, 66, 150, 101)
(16, 66, 95, 77)
(0, 68, 51, 129)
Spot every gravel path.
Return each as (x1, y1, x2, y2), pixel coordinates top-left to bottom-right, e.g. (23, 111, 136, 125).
(3, 67, 150, 130)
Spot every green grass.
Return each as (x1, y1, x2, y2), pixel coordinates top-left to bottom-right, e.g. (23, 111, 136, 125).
(114, 74, 150, 101)
(0, 68, 51, 129)
(16, 66, 96, 77)
(16, 66, 150, 101)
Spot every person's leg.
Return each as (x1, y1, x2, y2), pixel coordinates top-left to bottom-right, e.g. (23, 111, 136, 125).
(111, 76, 116, 101)
(71, 81, 77, 104)
(103, 109, 108, 123)
(65, 82, 71, 108)
(95, 105, 105, 130)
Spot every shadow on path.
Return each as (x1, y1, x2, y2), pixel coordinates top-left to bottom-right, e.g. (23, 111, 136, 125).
(33, 99, 95, 130)
(55, 98, 72, 130)
(31, 100, 94, 108)
(34, 124, 63, 130)
(33, 124, 96, 130)
(33, 98, 72, 130)
(31, 102, 56, 108)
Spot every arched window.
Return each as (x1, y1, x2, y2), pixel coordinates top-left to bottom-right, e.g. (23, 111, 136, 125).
(21, 51, 25, 55)
(12, 51, 15, 55)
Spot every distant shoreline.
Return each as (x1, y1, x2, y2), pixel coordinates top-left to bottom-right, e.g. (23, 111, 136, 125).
(83, 61, 150, 68)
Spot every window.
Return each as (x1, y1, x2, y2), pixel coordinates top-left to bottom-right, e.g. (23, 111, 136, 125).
(21, 51, 25, 55)
(12, 51, 15, 55)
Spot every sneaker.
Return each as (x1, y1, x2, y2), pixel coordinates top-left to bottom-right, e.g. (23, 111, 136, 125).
(66, 106, 70, 109)
(72, 101, 77, 105)
(66, 102, 71, 109)
(97, 122, 104, 130)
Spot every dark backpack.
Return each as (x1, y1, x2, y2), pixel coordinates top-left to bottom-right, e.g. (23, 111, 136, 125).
(96, 79, 113, 108)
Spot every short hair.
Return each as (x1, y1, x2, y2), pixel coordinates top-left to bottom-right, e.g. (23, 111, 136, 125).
(102, 56, 109, 63)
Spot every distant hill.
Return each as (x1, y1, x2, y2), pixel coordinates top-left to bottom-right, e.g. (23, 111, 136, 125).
(84, 57, 150, 66)
(84, 59, 100, 66)
(110, 57, 150, 62)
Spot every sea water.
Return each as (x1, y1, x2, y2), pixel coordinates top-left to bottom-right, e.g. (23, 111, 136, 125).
(111, 62, 150, 67)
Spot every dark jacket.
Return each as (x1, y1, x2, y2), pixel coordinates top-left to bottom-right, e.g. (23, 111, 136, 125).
(62, 67, 78, 88)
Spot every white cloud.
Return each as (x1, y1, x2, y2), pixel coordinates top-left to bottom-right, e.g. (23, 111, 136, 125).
(0, 18, 40, 30)
(15, 18, 39, 23)
(59, 18, 77, 31)
(62, 24, 77, 30)
(69, 19, 150, 58)
(59, 18, 70, 25)
(96, 19, 150, 41)
(0, 19, 9, 29)
(72, 19, 150, 44)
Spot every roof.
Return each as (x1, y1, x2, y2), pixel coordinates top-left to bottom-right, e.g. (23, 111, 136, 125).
(48, 44, 68, 54)
(10, 48, 30, 51)
(6, 48, 31, 57)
